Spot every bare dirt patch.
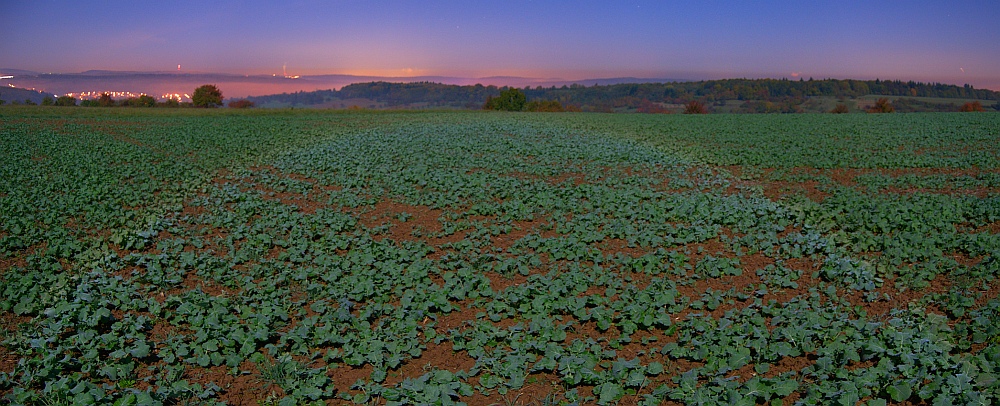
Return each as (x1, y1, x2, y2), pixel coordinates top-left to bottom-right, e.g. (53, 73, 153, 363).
(328, 363, 374, 394)
(385, 341, 476, 386)
(504, 170, 543, 183)
(841, 274, 952, 318)
(358, 200, 444, 241)
(0, 253, 27, 278)
(760, 179, 829, 202)
(493, 218, 549, 252)
(235, 170, 330, 215)
(595, 237, 650, 259)
(430, 302, 480, 333)
(971, 279, 1000, 310)
(153, 271, 235, 303)
(547, 172, 590, 187)
(724, 165, 1000, 202)
(184, 363, 282, 406)
(0, 313, 31, 375)
(462, 372, 568, 406)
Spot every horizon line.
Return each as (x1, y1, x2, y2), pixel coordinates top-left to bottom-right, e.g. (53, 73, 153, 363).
(3, 67, 997, 89)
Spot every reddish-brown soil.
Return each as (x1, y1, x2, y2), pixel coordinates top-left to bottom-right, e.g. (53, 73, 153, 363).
(187, 363, 284, 406)
(462, 372, 569, 406)
(762, 179, 831, 201)
(596, 237, 652, 259)
(233, 167, 335, 215)
(840, 274, 953, 318)
(358, 200, 446, 242)
(485, 271, 531, 293)
(972, 280, 1000, 309)
(5, 154, 996, 405)
(0, 313, 30, 375)
(0, 252, 27, 278)
(493, 218, 549, 252)
(983, 221, 1000, 235)
(328, 363, 375, 396)
(429, 302, 480, 333)
(385, 342, 476, 386)
(547, 172, 590, 187)
(723, 165, 1000, 202)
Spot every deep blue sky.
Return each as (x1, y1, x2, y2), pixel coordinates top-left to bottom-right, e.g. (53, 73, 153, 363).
(3, 1, 998, 89)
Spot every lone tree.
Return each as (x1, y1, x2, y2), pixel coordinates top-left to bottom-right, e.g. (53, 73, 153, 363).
(192, 85, 223, 108)
(483, 88, 526, 111)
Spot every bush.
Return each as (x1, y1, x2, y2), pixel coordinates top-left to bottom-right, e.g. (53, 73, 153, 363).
(483, 88, 526, 111)
(119, 95, 155, 107)
(683, 100, 707, 114)
(41, 96, 54, 106)
(156, 99, 180, 108)
(192, 85, 223, 108)
(228, 99, 255, 109)
(55, 96, 77, 106)
(830, 104, 850, 114)
(524, 100, 564, 112)
(867, 98, 894, 113)
(959, 101, 985, 112)
(98, 93, 115, 107)
(135, 95, 156, 107)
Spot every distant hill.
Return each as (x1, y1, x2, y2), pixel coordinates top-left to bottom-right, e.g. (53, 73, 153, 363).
(0, 68, 42, 76)
(247, 78, 1000, 113)
(0, 69, 685, 100)
(3, 69, 997, 113)
(0, 86, 56, 105)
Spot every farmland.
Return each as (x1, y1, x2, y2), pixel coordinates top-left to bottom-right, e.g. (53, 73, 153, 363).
(1, 108, 999, 405)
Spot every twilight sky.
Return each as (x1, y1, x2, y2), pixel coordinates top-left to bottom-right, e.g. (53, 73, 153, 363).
(2, 1, 999, 89)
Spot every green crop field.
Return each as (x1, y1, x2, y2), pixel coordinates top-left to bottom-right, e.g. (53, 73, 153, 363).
(1, 107, 999, 405)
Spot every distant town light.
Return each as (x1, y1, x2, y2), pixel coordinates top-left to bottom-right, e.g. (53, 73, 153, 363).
(61, 90, 191, 102)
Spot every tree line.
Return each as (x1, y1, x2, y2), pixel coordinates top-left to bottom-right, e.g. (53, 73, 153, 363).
(8, 79, 996, 112)
(245, 78, 1000, 113)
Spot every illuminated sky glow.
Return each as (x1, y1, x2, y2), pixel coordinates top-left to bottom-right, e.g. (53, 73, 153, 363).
(2, 1, 998, 89)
